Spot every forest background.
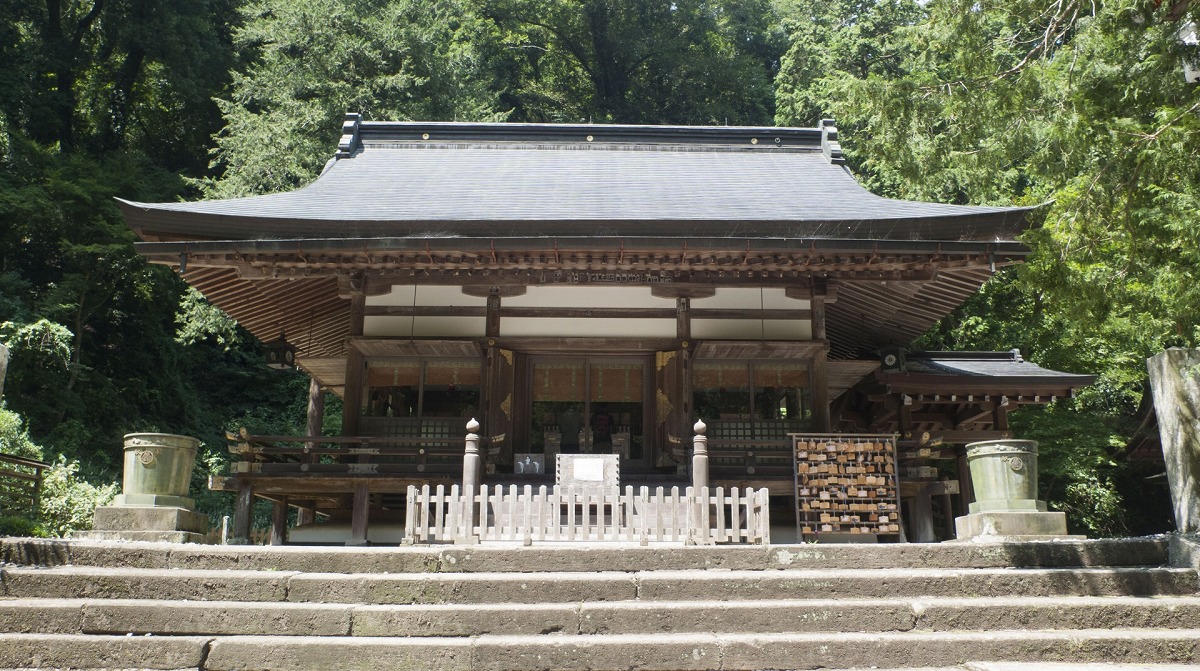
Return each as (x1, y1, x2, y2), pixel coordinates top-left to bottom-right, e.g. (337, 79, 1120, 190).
(1, 0, 1197, 537)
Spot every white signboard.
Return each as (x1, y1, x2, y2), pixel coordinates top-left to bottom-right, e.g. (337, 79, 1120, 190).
(573, 456, 605, 482)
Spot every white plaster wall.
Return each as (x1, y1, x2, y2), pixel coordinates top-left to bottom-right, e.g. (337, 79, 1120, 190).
(366, 285, 487, 307)
(503, 286, 675, 308)
(691, 287, 810, 310)
(500, 317, 676, 338)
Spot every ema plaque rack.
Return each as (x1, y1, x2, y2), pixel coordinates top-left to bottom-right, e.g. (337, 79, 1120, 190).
(790, 433, 901, 541)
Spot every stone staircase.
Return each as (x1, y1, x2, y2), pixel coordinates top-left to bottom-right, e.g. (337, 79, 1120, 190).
(1, 535, 1199, 670)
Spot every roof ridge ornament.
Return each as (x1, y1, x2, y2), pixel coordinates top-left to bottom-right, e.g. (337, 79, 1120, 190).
(820, 119, 845, 165)
(337, 112, 363, 157)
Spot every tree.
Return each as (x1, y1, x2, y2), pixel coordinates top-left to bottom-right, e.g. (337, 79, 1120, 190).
(484, 0, 785, 124)
(775, 0, 1200, 534)
(205, 0, 506, 197)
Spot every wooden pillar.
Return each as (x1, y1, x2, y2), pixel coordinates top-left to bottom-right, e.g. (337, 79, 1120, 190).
(898, 395, 914, 442)
(306, 378, 325, 437)
(957, 448, 974, 530)
(810, 296, 826, 341)
(942, 489, 956, 540)
(812, 346, 831, 432)
(299, 378, 324, 526)
(270, 498, 288, 546)
(810, 294, 830, 431)
(912, 486, 936, 543)
(676, 297, 691, 340)
(232, 481, 253, 544)
(993, 397, 1011, 435)
(341, 284, 367, 436)
(348, 483, 369, 546)
(486, 291, 501, 338)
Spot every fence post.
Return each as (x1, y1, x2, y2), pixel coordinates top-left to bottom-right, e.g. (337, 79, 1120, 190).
(692, 419, 709, 491)
(463, 418, 482, 492)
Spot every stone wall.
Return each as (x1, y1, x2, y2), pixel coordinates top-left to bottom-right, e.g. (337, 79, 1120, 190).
(0, 342, 8, 400)
(1147, 348, 1200, 534)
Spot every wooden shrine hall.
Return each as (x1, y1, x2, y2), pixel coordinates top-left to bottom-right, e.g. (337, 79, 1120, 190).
(119, 115, 1093, 543)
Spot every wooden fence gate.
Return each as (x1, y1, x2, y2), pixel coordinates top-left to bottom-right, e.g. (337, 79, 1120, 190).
(405, 484, 770, 545)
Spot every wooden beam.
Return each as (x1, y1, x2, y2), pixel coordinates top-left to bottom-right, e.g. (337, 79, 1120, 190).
(462, 285, 527, 298)
(651, 286, 716, 299)
(993, 402, 1010, 432)
(363, 305, 812, 320)
(955, 403, 995, 429)
(488, 336, 682, 353)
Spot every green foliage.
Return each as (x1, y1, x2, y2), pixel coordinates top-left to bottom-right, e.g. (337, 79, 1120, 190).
(785, 0, 1200, 534)
(1011, 404, 1173, 537)
(0, 515, 49, 538)
(205, 0, 506, 197)
(487, 0, 785, 124)
(0, 405, 44, 460)
(0, 319, 73, 369)
(175, 287, 243, 349)
(37, 456, 119, 537)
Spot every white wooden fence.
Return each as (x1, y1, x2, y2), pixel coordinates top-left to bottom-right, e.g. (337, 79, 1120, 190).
(404, 484, 770, 545)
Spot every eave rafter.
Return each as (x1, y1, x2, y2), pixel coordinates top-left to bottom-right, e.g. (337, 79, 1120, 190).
(146, 248, 1012, 284)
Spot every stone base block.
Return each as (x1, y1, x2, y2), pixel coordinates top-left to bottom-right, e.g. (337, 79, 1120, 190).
(955, 510, 1081, 540)
(968, 498, 1048, 514)
(113, 493, 195, 509)
(75, 529, 212, 544)
(93, 506, 209, 534)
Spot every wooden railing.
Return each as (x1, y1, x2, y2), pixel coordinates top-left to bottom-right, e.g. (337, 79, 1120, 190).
(405, 484, 770, 545)
(226, 428, 502, 476)
(706, 438, 794, 477)
(0, 453, 49, 518)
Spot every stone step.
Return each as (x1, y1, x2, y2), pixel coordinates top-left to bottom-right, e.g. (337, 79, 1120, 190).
(4, 596, 1200, 637)
(2, 629, 1199, 670)
(3, 565, 1195, 604)
(0, 536, 1172, 573)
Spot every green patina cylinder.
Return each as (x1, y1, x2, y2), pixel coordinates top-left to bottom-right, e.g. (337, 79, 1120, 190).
(965, 439, 1042, 513)
(122, 433, 199, 499)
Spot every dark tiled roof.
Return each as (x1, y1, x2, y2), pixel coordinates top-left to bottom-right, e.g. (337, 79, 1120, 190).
(119, 119, 1034, 242)
(880, 351, 1095, 387)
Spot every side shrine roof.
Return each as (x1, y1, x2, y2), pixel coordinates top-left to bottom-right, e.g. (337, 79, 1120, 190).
(832, 351, 1094, 444)
(877, 350, 1095, 396)
(118, 116, 1034, 243)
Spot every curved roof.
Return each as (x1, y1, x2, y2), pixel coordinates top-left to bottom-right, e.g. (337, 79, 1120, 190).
(120, 117, 1039, 376)
(119, 118, 1033, 243)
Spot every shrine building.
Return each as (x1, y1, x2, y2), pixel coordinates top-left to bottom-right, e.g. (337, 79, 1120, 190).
(119, 115, 1093, 543)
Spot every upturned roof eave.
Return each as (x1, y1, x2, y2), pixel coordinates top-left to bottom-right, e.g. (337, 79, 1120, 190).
(118, 198, 1038, 249)
(131, 233, 1033, 259)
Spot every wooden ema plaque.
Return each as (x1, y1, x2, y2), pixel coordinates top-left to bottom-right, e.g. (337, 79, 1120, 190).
(791, 434, 901, 540)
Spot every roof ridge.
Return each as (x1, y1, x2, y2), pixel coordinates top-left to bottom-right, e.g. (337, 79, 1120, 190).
(339, 115, 826, 154)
